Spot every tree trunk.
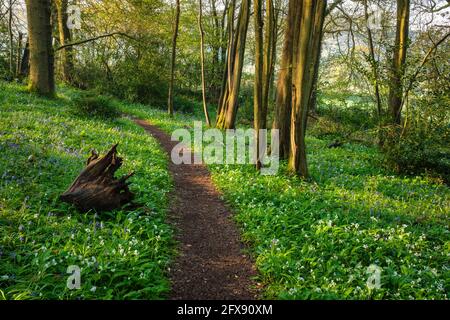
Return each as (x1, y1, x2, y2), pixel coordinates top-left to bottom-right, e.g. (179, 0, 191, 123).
(55, 0, 74, 84)
(60, 144, 134, 212)
(210, 0, 222, 101)
(217, 0, 236, 116)
(269, 1, 281, 102)
(20, 39, 30, 77)
(198, 0, 211, 126)
(272, 0, 299, 159)
(261, 0, 274, 129)
(216, 0, 251, 129)
(8, 0, 14, 78)
(16, 32, 23, 78)
(288, 0, 327, 178)
(364, 0, 382, 119)
(308, 0, 327, 115)
(168, 0, 181, 116)
(388, 0, 410, 125)
(254, 0, 264, 170)
(26, 0, 55, 96)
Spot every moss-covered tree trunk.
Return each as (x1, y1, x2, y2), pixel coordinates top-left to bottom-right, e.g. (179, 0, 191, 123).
(388, 0, 410, 125)
(288, 0, 327, 178)
(55, 0, 74, 84)
(26, 0, 55, 96)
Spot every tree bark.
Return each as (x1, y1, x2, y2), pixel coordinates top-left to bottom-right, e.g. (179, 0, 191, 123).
(308, 0, 327, 115)
(55, 0, 74, 84)
(16, 32, 23, 78)
(216, 0, 251, 129)
(261, 0, 274, 129)
(8, 0, 14, 78)
(288, 0, 327, 178)
(388, 0, 410, 125)
(217, 0, 236, 116)
(26, 0, 55, 96)
(168, 0, 181, 116)
(254, 0, 264, 170)
(364, 0, 382, 119)
(272, 0, 299, 159)
(210, 0, 222, 101)
(20, 38, 30, 77)
(198, 0, 212, 126)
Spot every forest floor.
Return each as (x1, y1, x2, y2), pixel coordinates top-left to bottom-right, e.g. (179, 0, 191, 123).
(0, 83, 174, 299)
(134, 119, 258, 300)
(1, 82, 449, 300)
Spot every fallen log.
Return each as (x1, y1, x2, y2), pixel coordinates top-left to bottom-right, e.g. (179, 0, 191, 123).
(60, 144, 134, 212)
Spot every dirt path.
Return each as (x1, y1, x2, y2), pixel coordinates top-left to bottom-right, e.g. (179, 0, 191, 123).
(134, 119, 258, 300)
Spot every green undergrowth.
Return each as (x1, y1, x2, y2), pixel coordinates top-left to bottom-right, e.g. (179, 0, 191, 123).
(124, 98, 450, 300)
(0, 82, 173, 299)
(1, 82, 448, 300)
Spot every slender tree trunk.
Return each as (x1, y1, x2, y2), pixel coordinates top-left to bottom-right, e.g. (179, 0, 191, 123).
(273, 0, 298, 159)
(364, 0, 382, 119)
(216, 0, 251, 129)
(26, 0, 55, 96)
(269, 1, 281, 102)
(308, 0, 327, 114)
(388, 0, 410, 125)
(16, 32, 23, 77)
(20, 39, 30, 77)
(210, 0, 221, 101)
(261, 0, 274, 129)
(8, 0, 14, 78)
(198, 0, 211, 126)
(55, 0, 74, 84)
(168, 0, 181, 116)
(254, 0, 264, 170)
(288, 0, 327, 178)
(217, 0, 235, 116)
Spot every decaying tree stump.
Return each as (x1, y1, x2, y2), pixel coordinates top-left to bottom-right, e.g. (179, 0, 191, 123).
(60, 144, 134, 212)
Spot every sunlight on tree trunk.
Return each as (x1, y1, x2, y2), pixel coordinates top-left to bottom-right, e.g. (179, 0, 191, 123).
(273, 0, 299, 160)
(388, 0, 410, 125)
(168, 0, 181, 116)
(288, 0, 327, 178)
(26, 0, 55, 96)
(198, 0, 211, 127)
(216, 0, 251, 129)
(55, 0, 74, 84)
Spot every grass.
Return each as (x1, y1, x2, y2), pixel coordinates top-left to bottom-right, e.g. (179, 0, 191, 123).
(1, 82, 448, 300)
(123, 99, 449, 300)
(0, 82, 173, 299)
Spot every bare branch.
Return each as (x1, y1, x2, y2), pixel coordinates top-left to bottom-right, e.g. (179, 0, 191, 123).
(55, 32, 136, 51)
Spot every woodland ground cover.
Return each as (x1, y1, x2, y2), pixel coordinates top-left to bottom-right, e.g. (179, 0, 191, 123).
(1, 83, 448, 299)
(122, 92, 450, 300)
(0, 82, 173, 299)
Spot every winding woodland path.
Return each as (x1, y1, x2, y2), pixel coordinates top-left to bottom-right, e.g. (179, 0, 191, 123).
(134, 119, 258, 300)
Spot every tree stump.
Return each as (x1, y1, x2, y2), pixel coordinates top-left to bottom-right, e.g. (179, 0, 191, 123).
(60, 144, 134, 212)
